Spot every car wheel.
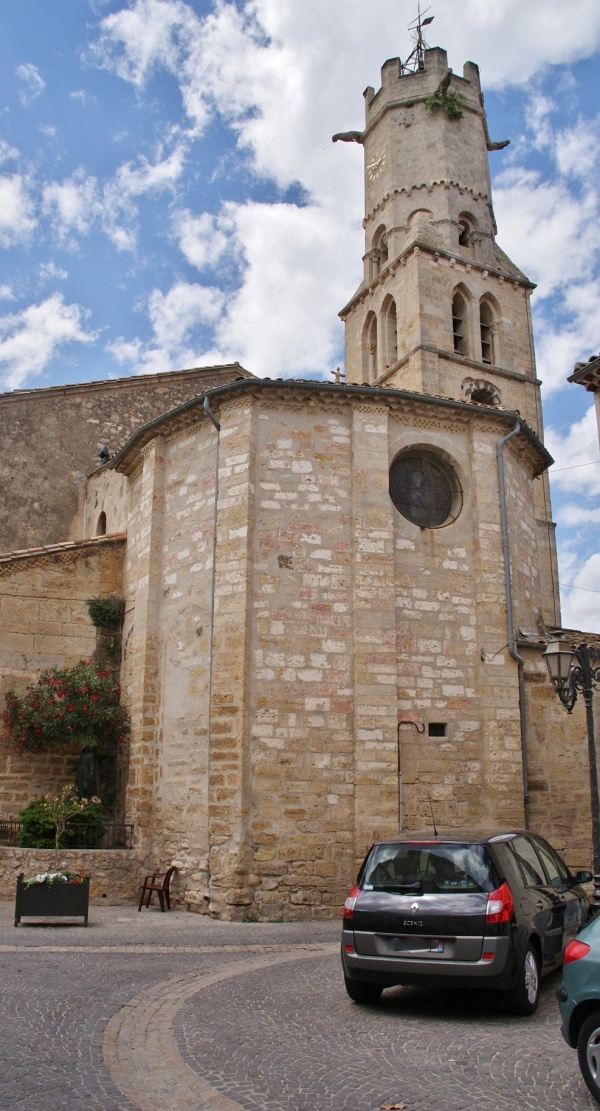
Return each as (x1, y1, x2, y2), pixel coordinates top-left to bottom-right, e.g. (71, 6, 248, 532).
(506, 945, 540, 1016)
(577, 1011, 600, 1104)
(344, 976, 383, 1004)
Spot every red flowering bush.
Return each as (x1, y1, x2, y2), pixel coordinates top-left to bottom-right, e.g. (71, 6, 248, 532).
(3, 661, 130, 754)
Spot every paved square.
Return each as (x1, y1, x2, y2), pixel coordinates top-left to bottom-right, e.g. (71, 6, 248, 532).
(0, 901, 596, 1109)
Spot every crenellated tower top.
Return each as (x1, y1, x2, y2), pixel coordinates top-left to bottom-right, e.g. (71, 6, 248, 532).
(335, 44, 531, 395)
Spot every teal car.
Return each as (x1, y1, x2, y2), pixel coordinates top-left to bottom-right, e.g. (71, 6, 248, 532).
(557, 911, 600, 1103)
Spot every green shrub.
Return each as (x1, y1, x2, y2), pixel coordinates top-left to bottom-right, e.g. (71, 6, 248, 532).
(18, 796, 104, 850)
(86, 596, 123, 628)
(3, 660, 129, 753)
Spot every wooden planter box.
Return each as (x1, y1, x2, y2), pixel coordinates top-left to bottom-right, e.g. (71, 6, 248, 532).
(14, 873, 90, 926)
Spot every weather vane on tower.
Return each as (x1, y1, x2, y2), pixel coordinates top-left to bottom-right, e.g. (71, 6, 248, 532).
(401, 3, 434, 74)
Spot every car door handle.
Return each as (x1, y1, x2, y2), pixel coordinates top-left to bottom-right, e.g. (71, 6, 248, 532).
(534, 900, 545, 910)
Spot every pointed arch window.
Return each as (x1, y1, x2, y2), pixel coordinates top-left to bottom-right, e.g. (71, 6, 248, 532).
(362, 311, 378, 382)
(382, 295, 398, 369)
(480, 300, 496, 365)
(96, 511, 107, 536)
(452, 290, 469, 356)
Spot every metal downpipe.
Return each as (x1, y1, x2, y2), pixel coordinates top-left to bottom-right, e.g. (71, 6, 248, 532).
(497, 420, 529, 821)
(203, 396, 221, 898)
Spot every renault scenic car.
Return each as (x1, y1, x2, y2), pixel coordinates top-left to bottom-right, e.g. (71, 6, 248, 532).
(341, 829, 591, 1015)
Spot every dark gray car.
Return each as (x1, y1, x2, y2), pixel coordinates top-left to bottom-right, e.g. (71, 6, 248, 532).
(341, 829, 591, 1015)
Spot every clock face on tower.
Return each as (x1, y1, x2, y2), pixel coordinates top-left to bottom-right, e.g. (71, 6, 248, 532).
(367, 150, 386, 181)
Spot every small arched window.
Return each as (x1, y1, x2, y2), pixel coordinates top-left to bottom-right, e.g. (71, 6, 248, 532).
(362, 311, 378, 382)
(382, 295, 398, 369)
(96, 512, 107, 536)
(462, 377, 501, 407)
(458, 221, 471, 247)
(452, 290, 469, 356)
(371, 225, 388, 278)
(457, 212, 477, 251)
(480, 300, 496, 365)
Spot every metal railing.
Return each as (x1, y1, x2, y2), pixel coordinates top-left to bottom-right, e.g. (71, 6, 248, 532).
(0, 819, 134, 850)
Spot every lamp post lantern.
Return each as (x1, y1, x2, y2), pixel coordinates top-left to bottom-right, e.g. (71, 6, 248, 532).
(543, 639, 600, 907)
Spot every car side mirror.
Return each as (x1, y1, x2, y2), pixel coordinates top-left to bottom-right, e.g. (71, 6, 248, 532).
(572, 870, 593, 886)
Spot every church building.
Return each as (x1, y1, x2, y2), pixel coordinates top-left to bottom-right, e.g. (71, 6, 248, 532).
(0, 44, 596, 918)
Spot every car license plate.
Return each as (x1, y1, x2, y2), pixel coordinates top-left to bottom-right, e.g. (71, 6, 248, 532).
(383, 936, 444, 954)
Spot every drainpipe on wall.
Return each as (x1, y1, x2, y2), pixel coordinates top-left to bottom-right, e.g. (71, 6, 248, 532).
(496, 420, 529, 823)
(203, 395, 221, 898)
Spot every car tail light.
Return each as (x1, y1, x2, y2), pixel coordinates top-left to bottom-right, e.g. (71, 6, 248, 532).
(343, 883, 360, 921)
(485, 881, 514, 924)
(564, 939, 591, 963)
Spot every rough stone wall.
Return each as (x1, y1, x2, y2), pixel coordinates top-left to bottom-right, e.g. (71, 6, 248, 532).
(392, 414, 537, 833)
(524, 645, 600, 873)
(85, 469, 130, 538)
(0, 537, 125, 816)
(114, 388, 560, 920)
(0, 363, 250, 553)
(0, 848, 144, 903)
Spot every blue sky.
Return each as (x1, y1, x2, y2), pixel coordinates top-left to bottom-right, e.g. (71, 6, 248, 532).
(1, 0, 600, 629)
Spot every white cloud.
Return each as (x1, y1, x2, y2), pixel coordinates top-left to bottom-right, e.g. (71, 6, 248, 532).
(38, 262, 68, 283)
(0, 175, 36, 246)
(557, 503, 600, 527)
(173, 209, 231, 271)
(559, 552, 600, 632)
(211, 200, 354, 377)
(0, 294, 97, 390)
(115, 145, 187, 197)
(15, 63, 45, 106)
(42, 169, 100, 242)
(0, 140, 19, 165)
(106, 280, 225, 375)
(547, 406, 600, 496)
(555, 119, 600, 181)
(70, 89, 96, 106)
(494, 169, 600, 300)
(91, 0, 200, 92)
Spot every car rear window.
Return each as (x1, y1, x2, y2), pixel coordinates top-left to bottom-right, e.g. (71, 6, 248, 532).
(361, 842, 496, 894)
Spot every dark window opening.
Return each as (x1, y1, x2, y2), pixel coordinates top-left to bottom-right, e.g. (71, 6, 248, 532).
(452, 292, 468, 355)
(428, 723, 447, 737)
(470, 387, 496, 405)
(480, 302, 495, 364)
(96, 511, 107, 536)
(383, 297, 398, 367)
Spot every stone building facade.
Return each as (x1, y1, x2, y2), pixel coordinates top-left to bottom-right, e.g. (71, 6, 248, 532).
(0, 362, 251, 553)
(0, 45, 598, 915)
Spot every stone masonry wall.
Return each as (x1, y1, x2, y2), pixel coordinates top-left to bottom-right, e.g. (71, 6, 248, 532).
(524, 645, 600, 873)
(0, 537, 125, 816)
(0, 848, 144, 904)
(0, 363, 250, 553)
(112, 385, 589, 920)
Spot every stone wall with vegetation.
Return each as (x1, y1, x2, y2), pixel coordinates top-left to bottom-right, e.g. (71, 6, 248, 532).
(0, 536, 125, 817)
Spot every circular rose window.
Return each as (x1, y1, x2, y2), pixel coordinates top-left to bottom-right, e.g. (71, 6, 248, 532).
(389, 451, 462, 528)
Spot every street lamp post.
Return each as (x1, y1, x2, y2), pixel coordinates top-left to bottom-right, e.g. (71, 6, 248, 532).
(543, 639, 600, 907)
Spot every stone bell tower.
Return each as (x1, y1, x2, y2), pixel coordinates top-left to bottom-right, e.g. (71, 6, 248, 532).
(337, 45, 561, 627)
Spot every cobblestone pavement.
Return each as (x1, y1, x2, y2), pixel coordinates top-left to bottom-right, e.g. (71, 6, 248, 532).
(0, 900, 598, 1111)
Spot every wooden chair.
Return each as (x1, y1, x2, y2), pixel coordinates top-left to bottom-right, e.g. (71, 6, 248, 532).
(138, 865, 177, 912)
